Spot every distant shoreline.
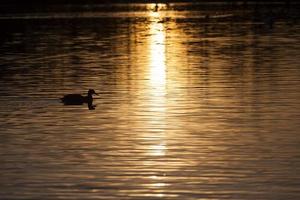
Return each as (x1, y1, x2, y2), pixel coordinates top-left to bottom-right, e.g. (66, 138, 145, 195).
(0, 0, 298, 6)
(0, 1, 298, 18)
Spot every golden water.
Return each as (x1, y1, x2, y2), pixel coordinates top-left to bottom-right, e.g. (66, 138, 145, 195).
(0, 4, 300, 199)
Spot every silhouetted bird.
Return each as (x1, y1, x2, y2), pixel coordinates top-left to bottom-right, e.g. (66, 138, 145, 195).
(61, 89, 97, 105)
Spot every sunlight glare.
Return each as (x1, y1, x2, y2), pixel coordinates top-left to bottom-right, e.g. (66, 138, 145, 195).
(150, 142, 167, 156)
(149, 16, 166, 96)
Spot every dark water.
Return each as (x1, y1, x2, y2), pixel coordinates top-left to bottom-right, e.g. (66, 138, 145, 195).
(1, 3, 300, 200)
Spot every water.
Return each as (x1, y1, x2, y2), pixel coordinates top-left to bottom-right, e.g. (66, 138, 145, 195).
(1, 3, 300, 200)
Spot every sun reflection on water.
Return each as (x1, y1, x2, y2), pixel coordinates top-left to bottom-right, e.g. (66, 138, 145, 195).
(149, 15, 166, 97)
(143, 10, 169, 197)
(149, 142, 166, 156)
(146, 11, 167, 142)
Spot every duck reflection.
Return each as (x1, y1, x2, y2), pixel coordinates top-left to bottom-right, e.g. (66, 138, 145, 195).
(61, 89, 97, 110)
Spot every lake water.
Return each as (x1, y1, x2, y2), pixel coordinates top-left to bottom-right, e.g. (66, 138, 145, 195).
(0, 3, 300, 200)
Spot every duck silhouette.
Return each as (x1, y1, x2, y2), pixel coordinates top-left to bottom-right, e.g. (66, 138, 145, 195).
(61, 89, 98, 107)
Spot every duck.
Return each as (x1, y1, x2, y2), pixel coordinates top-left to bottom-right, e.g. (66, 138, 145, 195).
(61, 89, 98, 105)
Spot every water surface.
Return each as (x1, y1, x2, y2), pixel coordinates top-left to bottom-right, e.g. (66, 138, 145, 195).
(0, 3, 300, 200)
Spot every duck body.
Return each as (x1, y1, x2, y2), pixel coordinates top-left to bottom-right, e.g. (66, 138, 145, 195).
(61, 94, 86, 105)
(61, 89, 97, 105)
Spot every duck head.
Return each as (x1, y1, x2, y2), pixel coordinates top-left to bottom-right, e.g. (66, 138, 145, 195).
(88, 89, 98, 96)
